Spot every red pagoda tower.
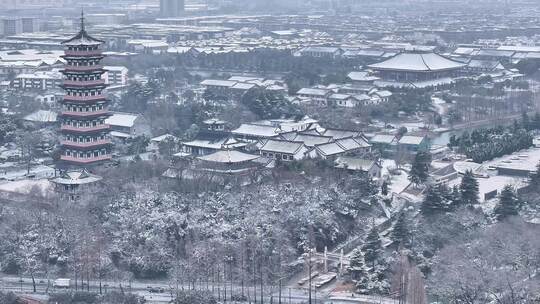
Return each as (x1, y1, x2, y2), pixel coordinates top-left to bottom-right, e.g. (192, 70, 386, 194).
(59, 12, 112, 166)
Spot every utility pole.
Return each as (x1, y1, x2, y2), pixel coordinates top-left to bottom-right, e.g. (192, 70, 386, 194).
(308, 248, 312, 304)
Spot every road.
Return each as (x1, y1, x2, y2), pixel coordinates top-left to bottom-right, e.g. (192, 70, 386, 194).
(0, 275, 327, 303)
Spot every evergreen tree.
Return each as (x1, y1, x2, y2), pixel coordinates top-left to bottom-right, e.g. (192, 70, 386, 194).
(521, 112, 531, 131)
(512, 118, 520, 131)
(529, 161, 540, 188)
(448, 134, 458, 148)
(421, 185, 448, 215)
(449, 184, 461, 209)
(408, 152, 431, 186)
(390, 212, 410, 247)
(381, 180, 389, 196)
(494, 185, 519, 221)
(533, 112, 540, 130)
(459, 170, 479, 206)
(349, 249, 370, 293)
(349, 248, 367, 280)
(362, 227, 384, 269)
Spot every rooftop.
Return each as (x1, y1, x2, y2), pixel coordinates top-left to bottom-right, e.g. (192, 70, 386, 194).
(368, 52, 465, 72)
(62, 13, 105, 46)
(51, 169, 102, 186)
(197, 150, 260, 164)
(105, 112, 139, 128)
(260, 139, 305, 154)
(335, 157, 379, 171)
(23, 110, 58, 123)
(232, 124, 280, 138)
(398, 135, 426, 145)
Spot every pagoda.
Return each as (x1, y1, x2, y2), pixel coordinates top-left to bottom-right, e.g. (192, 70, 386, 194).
(58, 12, 112, 166)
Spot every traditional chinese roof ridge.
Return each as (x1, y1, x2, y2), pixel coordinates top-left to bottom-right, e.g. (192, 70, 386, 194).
(259, 139, 306, 154)
(335, 156, 380, 171)
(52, 169, 102, 185)
(368, 52, 465, 72)
(62, 11, 105, 46)
(197, 150, 260, 164)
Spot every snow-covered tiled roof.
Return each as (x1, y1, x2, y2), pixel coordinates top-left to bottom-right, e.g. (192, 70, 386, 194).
(105, 112, 139, 128)
(321, 128, 361, 140)
(371, 134, 397, 144)
(260, 139, 305, 154)
(315, 142, 345, 156)
(231, 82, 257, 90)
(62, 16, 104, 46)
(301, 46, 341, 53)
(335, 137, 363, 150)
(52, 169, 102, 185)
(467, 59, 504, 70)
(232, 124, 280, 138)
(347, 71, 380, 82)
(201, 79, 237, 87)
(197, 150, 259, 163)
(476, 49, 515, 58)
(329, 93, 352, 100)
(289, 133, 333, 147)
(398, 135, 426, 145)
(297, 88, 330, 96)
(368, 52, 465, 72)
(23, 110, 57, 123)
(335, 156, 378, 171)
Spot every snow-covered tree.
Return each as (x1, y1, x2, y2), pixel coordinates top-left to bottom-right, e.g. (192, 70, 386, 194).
(348, 248, 371, 293)
(362, 227, 384, 269)
(390, 212, 410, 248)
(459, 170, 479, 206)
(421, 184, 452, 216)
(494, 185, 520, 221)
(408, 152, 431, 186)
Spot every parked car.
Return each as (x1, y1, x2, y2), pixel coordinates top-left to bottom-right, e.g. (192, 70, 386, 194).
(53, 278, 71, 289)
(147, 286, 165, 293)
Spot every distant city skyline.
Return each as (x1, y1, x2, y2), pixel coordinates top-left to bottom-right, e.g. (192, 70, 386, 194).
(159, 0, 185, 17)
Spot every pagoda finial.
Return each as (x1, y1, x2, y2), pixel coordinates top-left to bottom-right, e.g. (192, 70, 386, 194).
(80, 8, 85, 32)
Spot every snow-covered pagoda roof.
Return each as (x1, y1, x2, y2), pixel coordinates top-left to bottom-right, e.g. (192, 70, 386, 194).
(197, 150, 260, 164)
(62, 12, 104, 46)
(368, 52, 466, 72)
(51, 169, 102, 185)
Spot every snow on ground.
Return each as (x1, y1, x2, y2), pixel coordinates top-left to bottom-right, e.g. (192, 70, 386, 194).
(394, 121, 426, 132)
(327, 292, 396, 304)
(381, 159, 411, 195)
(446, 174, 528, 205)
(0, 179, 51, 195)
(483, 147, 540, 174)
(0, 165, 55, 180)
(432, 96, 450, 117)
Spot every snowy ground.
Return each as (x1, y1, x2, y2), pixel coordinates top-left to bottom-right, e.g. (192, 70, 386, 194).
(326, 292, 396, 304)
(0, 164, 55, 181)
(381, 159, 411, 195)
(0, 179, 52, 195)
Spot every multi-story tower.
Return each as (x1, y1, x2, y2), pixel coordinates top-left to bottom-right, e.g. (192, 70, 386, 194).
(59, 13, 112, 166)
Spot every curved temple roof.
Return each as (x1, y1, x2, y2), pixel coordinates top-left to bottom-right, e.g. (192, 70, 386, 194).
(368, 52, 465, 72)
(197, 150, 260, 164)
(62, 11, 105, 46)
